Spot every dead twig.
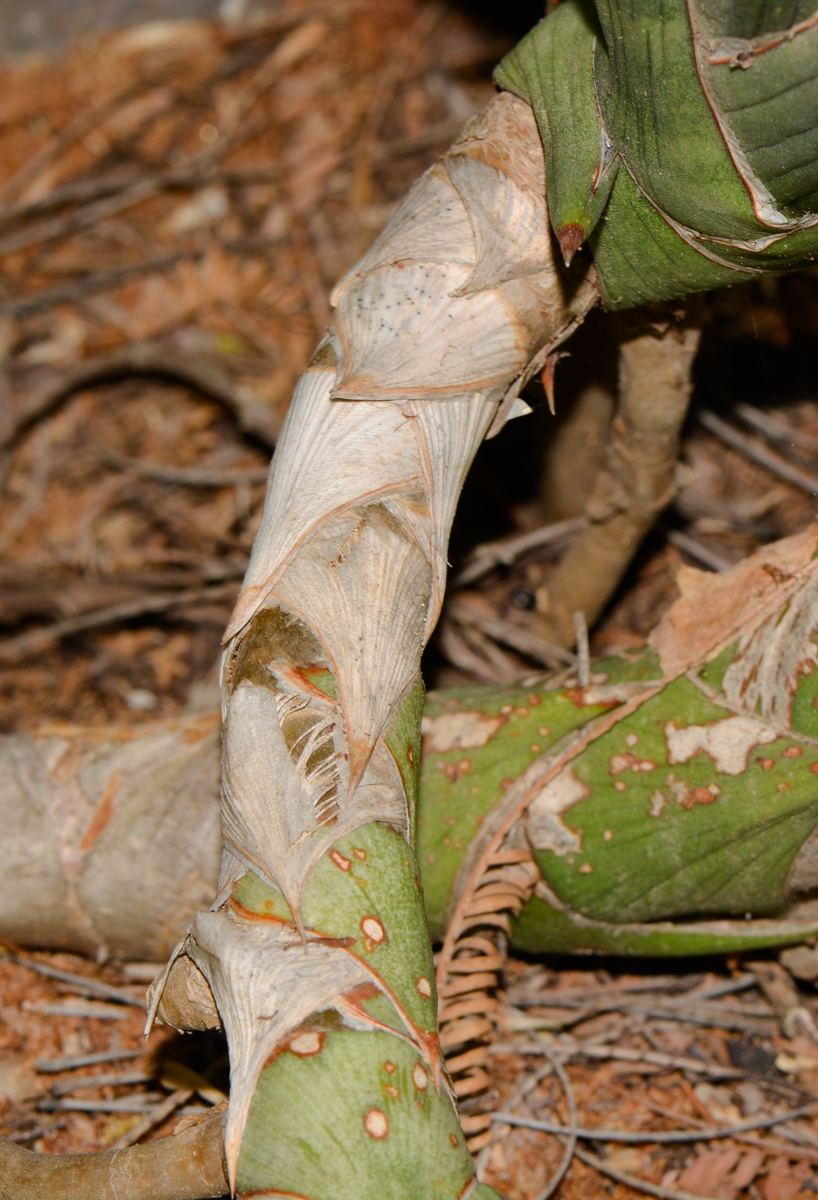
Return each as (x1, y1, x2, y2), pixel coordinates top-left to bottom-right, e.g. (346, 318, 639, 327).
(453, 517, 586, 587)
(0, 580, 240, 665)
(449, 596, 575, 670)
(666, 529, 733, 572)
(494, 1039, 748, 1081)
(574, 1144, 711, 1200)
(2, 948, 148, 1009)
(734, 401, 818, 457)
(573, 611, 590, 687)
(698, 409, 818, 496)
(491, 1103, 816, 1144)
(530, 1040, 579, 1200)
(0, 340, 281, 451)
(34, 1050, 143, 1074)
(39, 1097, 166, 1114)
(50, 1069, 152, 1097)
(96, 444, 269, 488)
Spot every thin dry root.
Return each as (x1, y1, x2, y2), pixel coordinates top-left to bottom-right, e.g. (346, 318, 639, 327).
(535, 308, 701, 646)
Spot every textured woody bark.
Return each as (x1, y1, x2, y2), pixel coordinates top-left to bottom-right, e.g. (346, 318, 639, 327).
(137, 92, 597, 1200)
(534, 310, 701, 646)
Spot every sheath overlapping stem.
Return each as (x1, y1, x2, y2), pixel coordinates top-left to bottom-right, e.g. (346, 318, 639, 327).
(143, 92, 596, 1199)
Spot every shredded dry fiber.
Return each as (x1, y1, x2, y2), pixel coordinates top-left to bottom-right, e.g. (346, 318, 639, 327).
(142, 91, 597, 1196)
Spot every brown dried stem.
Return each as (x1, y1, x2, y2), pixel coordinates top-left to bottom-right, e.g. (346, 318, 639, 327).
(0, 1105, 228, 1200)
(534, 309, 701, 646)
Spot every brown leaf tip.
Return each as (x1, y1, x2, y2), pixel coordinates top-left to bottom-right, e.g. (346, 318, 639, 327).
(557, 223, 585, 267)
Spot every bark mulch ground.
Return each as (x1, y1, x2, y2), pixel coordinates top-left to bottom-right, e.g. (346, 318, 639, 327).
(2, 3, 818, 1198)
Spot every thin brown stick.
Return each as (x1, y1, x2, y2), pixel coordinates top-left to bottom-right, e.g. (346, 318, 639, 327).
(574, 1144, 713, 1200)
(698, 409, 818, 495)
(108, 1089, 195, 1151)
(449, 596, 575, 669)
(34, 1049, 143, 1074)
(531, 1041, 579, 1200)
(39, 1097, 166, 1114)
(0, 580, 240, 665)
(2, 947, 147, 1009)
(50, 1069, 152, 1097)
(493, 1039, 748, 1080)
(734, 401, 818, 457)
(491, 1103, 816, 1145)
(0, 1104, 228, 1200)
(666, 529, 733, 572)
(453, 518, 586, 587)
(96, 445, 269, 487)
(1, 340, 281, 451)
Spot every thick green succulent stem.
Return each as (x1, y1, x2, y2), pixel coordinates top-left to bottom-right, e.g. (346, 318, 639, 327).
(496, 0, 818, 308)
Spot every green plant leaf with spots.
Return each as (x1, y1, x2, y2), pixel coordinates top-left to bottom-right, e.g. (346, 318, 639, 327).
(422, 525, 818, 961)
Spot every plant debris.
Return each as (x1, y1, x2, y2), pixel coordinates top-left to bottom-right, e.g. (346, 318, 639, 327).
(2, 2, 818, 1199)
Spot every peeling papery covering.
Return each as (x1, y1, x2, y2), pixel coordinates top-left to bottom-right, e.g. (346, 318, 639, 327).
(444, 155, 554, 294)
(221, 682, 411, 922)
(723, 573, 818, 730)
(187, 910, 388, 1191)
(271, 506, 432, 792)
(329, 164, 476, 307)
(224, 366, 424, 642)
(156, 93, 597, 1190)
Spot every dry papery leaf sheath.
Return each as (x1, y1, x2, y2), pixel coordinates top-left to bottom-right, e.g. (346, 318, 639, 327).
(139, 92, 597, 1200)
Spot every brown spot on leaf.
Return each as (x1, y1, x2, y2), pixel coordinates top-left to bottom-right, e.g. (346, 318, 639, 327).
(406, 746, 414, 764)
(450, 1134, 459, 1147)
(421, 710, 505, 753)
(353, 848, 366, 862)
(361, 916, 385, 944)
(364, 1109, 388, 1139)
(783, 746, 803, 758)
(330, 850, 351, 871)
(416, 976, 432, 998)
(384, 1084, 399, 1099)
(289, 1031, 324, 1057)
(412, 1063, 428, 1091)
(384, 1062, 395, 1074)
(603, 829, 614, 842)
(757, 758, 775, 771)
(578, 862, 593, 874)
